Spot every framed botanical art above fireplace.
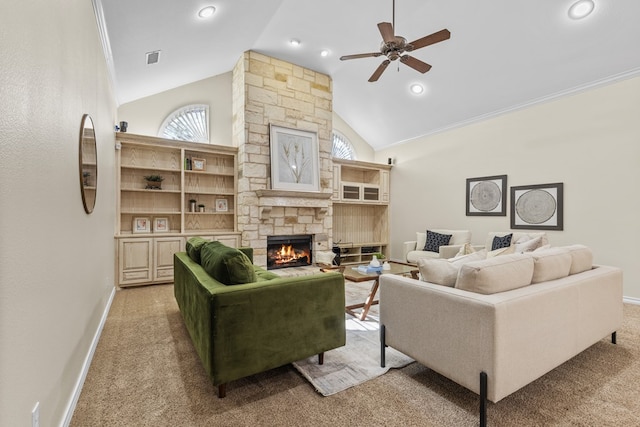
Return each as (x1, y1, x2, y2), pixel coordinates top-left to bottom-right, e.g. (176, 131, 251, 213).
(269, 125, 319, 192)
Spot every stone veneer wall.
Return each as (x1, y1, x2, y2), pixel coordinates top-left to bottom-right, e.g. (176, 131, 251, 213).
(232, 51, 334, 267)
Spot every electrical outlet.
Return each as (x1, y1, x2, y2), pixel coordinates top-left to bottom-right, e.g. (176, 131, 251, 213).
(32, 402, 40, 427)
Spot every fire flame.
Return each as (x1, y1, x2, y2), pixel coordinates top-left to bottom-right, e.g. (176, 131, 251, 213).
(273, 244, 307, 265)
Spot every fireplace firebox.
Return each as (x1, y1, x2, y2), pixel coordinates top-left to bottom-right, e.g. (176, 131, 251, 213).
(267, 235, 312, 270)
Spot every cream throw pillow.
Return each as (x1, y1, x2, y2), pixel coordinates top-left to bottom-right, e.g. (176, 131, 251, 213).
(455, 242, 476, 257)
(418, 251, 485, 287)
(514, 236, 543, 253)
(486, 245, 515, 258)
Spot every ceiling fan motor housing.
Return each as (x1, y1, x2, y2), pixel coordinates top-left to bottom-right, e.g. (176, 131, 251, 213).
(380, 36, 407, 60)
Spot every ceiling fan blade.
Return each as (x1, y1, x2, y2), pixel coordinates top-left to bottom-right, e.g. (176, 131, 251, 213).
(400, 55, 432, 74)
(407, 29, 451, 51)
(340, 52, 383, 61)
(368, 60, 391, 82)
(378, 22, 395, 44)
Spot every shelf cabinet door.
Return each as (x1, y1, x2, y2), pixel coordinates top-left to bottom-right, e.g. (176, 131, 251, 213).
(119, 238, 153, 285)
(154, 237, 184, 282)
(380, 170, 390, 203)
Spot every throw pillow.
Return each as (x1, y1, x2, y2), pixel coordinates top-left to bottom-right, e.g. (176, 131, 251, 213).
(491, 233, 513, 250)
(424, 230, 452, 253)
(455, 242, 476, 257)
(486, 245, 516, 258)
(514, 236, 543, 253)
(418, 251, 485, 287)
(200, 241, 257, 285)
(186, 236, 209, 264)
(315, 250, 336, 265)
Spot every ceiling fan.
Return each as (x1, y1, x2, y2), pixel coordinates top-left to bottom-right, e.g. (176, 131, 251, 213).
(340, 0, 451, 82)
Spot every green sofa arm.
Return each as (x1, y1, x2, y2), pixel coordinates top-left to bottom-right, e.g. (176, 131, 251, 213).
(173, 252, 346, 392)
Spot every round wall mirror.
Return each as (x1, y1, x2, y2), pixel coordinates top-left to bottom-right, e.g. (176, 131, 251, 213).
(79, 114, 97, 214)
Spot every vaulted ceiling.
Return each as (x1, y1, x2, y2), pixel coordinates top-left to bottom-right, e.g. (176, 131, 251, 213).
(100, 0, 640, 150)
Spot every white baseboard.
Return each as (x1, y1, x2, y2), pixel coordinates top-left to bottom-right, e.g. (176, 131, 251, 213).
(624, 296, 640, 305)
(60, 286, 116, 427)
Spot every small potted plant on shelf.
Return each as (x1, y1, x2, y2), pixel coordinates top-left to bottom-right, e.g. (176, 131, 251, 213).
(144, 175, 164, 190)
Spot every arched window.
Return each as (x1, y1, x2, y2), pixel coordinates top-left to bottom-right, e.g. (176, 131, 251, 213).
(331, 131, 356, 160)
(158, 104, 209, 143)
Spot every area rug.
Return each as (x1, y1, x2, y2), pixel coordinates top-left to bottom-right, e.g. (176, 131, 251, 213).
(292, 315, 414, 396)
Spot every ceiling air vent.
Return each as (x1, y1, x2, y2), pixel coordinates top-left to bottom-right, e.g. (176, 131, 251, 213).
(145, 50, 161, 65)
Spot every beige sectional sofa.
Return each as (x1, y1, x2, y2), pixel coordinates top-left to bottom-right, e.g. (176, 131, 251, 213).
(379, 244, 623, 426)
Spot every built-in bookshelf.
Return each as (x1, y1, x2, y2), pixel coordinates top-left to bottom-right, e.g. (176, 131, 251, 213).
(115, 133, 239, 287)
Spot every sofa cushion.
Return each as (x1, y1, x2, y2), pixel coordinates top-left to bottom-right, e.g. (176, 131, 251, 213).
(418, 251, 485, 287)
(530, 247, 572, 284)
(514, 235, 544, 253)
(491, 233, 513, 250)
(200, 241, 257, 285)
(424, 230, 452, 252)
(487, 245, 516, 258)
(254, 266, 280, 282)
(455, 254, 534, 294)
(563, 244, 593, 275)
(455, 242, 476, 256)
(186, 236, 210, 264)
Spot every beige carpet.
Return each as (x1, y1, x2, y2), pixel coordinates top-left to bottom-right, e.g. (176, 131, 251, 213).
(71, 282, 640, 426)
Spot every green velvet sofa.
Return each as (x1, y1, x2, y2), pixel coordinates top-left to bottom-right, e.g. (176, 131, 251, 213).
(173, 238, 346, 397)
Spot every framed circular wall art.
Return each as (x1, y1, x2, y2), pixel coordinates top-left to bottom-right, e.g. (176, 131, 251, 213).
(466, 175, 507, 216)
(510, 182, 564, 230)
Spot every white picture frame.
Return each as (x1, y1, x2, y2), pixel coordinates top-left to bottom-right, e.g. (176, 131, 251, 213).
(269, 125, 319, 192)
(132, 217, 151, 233)
(153, 217, 169, 233)
(216, 199, 228, 212)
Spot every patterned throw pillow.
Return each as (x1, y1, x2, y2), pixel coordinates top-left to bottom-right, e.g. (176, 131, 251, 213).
(491, 234, 513, 251)
(424, 230, 452, 253)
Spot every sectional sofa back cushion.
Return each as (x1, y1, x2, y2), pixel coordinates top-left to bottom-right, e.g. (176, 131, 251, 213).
(200, 241, 257, 285)
(186, 236, 210, 264)
(455, 254, 534, 295)
(530, 247, 572, 283)
(565, 244, 593, 275)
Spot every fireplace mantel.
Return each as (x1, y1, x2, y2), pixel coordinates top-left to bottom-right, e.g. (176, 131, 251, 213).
(256, 189, 332, 220)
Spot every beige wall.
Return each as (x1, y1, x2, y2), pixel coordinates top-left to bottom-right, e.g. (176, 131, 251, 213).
(0, 0, 116, 425)
(116, 72, 374, 160)
(375, 75, 640, 300)
(118, 72, 233, 146)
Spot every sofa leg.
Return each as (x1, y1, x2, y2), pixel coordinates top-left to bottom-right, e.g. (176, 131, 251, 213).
(380, 324, 386, 368)
(217, 384, 226, 398)
(318, 352, 324, 365)
(612, 331, 617, 344)
(479, 371, 487, 427)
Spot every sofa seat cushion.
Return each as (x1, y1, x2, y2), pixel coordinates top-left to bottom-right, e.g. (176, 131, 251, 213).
(186, 236, 210, 264)
(455, 254, 534, 294)
(200, 241, 257, 285)
(418, 251, 486, 287)
(254, 266, 280, 282)
(530, 247, 572, 283)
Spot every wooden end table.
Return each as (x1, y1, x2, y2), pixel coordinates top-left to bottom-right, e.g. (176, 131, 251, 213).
(339, 261, 419, 321)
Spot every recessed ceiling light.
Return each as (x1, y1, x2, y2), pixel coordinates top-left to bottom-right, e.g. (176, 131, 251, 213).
(290, 39, 301, 47)
(198, 6, 216, 19)
(568, 0, 595, 19)
(320, 49, 330, 57)
(410, 83, 424, 95)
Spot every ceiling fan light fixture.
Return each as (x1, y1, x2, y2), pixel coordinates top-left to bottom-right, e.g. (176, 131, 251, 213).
(568, 0, 595, 19)
(197, 6, 216, 19)
(410, 83, 424, 95)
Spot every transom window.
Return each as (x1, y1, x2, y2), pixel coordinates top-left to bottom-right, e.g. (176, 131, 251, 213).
(332, 131, 355, 160)
(158, 104, 209, 143)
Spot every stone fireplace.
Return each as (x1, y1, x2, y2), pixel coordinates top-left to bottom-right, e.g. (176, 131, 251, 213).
(266, 234, 312, 270)
(232, 51, 334, 267)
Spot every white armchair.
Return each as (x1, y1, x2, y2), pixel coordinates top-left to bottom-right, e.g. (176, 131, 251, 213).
(403, 229, 473, 264)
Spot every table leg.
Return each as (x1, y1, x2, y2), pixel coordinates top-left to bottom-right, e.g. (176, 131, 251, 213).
(345, 277, 380, 320)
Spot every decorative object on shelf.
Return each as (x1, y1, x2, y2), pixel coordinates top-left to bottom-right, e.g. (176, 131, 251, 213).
(192, 157, 206, 171)
(119, 121, 128, 132)
(132, 217, 151, 233)
(369, 254, 381, 268)
(382, 261, 391, 270)
(198, 204, 205, 212)
(144, 174, 164, 190)
(269, 124, 319, 192)
(153, 217, 169, 233)
(216, 199, 228, 212)
(466, 174, 507, 216)
(78, 113, 97, 214)
(511, 182, 564, 230)
(189, 199, 197, 212)
(82, 171, 91, 187)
